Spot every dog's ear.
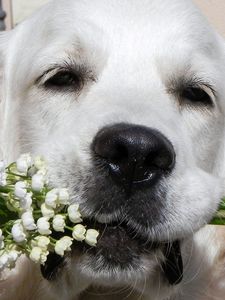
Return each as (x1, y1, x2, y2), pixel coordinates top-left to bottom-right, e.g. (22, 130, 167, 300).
(0, 31, 13, 162)
(208, 33, 225, 182)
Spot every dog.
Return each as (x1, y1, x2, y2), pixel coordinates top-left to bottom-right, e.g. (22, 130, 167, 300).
(1, 0, 225, 299)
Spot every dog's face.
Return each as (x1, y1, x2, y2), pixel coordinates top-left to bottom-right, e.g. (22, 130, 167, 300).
(2, 0, 225, 295)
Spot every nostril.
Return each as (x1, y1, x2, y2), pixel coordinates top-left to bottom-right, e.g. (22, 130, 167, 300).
(94, 139, 129, 164)
(144, 149, 175, 172)
(110, 143, 129, 163)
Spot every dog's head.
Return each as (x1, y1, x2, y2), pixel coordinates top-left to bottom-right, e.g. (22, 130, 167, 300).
(1, 0, 225, 296)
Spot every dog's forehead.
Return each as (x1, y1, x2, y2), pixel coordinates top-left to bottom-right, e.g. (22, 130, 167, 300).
(9, 0, 221, 87)
(16, 0, 217, 56)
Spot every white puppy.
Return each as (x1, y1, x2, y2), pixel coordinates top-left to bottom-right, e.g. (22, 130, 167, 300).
(1, 0, 225, 299)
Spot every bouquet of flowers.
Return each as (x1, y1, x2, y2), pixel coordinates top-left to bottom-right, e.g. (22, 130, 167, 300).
(0, 153, 224, 273)
(0, 154, 99, 271)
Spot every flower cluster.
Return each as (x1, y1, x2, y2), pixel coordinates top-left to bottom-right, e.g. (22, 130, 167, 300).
(0, 154, 99, 271)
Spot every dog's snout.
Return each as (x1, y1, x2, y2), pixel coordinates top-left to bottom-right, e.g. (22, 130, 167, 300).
(93, 123, 175, 189)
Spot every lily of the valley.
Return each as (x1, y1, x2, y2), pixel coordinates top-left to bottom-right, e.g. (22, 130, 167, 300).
(31, 173, 45, 192)
(20, 192, 33, 210)
(0, 254, 9, 271)
(37, 217, 51, 235)
(11, 221, 26, 243)
(45, 188, 70, 208)
(31, 236, 50, 250)
(34, 156, 46, 170)
(67, 204, 82, 223)
(85, 229, 99, 247)
(0, 172, 7, 187)
(72, 224, 86, 241)
(52, 215, 65, 232)
(55, 236, 73, 256)
(16, 153, 32, 174)
(41, 203, 55, 219)
(45, 189, 58, 208)
(8, 251, 20, 268)
(0, 230, 4, 249)
(0, 161, 5, 172)
(14, 181, 27, 199)
(21, 211, 36, 231)
(29, 247, 49, 264)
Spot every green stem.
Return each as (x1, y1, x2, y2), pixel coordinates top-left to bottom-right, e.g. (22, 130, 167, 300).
(65, 225, 73, 231)
(0, 187, 14, 193)
(6, 171, 28, 180)
(49, 237, 57, 243)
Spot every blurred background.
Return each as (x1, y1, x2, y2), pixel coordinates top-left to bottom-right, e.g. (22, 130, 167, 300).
(1, 0, 225, 37)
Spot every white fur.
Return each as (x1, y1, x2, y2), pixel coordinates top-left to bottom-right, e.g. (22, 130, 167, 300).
(1, 0, 225, 299)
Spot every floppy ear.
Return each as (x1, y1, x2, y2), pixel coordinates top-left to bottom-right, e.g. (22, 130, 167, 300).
(219, 36, 225, 181)
(207, 33, 225, 182)
(0, 31, 19, 163)
(0, 32, 7, 160)
(0, 31, 14, 162)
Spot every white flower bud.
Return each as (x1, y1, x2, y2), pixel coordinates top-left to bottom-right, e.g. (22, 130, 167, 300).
(0, 172, 7, 186)
(85, 229, 99, 247)
(68, 204, 82, 223)
(0, 254, 9, 270)
(29, 247, 41, 263)
(37, 217, 51, 235)
(39, 250, 49, 265)
(58, 188, 70, 205)
(11, 221, 26, 243)
(14, 181, 27, 199)
(34, 156, 46, 170)
(29, 247, 49, 265)
(0, 229, 4, 250)
(16, 159, 28, 174)
(0, 240, 4, 250)
(55, 236, 73, 257)
(53, 215, 65, 232)
(31, 236, 50, 250)
(41, 203, 55, 219)
(20, 192, 33, 210)
(72, 224, 86, 241)
(16, 154, 32, 174)
(45, 189, 58, 208)
(0, 160, 5, 172)
(7, 250, 20, 268)
(36, 168, 47, 177)
(31, 174, 45, 192)
(21, 211, 36, 231)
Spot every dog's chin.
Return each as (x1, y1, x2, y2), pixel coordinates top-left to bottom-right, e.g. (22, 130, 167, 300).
(79, 220, 159, 262)
(72, 219, 165, 286)
(41, 217, 183, 287)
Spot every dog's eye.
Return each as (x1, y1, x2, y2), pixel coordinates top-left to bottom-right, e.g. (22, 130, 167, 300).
(180, 86, 213, 106)
(44, 71, 82, 90)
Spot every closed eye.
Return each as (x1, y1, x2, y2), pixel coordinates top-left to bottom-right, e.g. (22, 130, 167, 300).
(44, 70, 83, 90)
(36, 60, 96, 93)
(167, 76, 216, 109)
(180, 85, 214, 106)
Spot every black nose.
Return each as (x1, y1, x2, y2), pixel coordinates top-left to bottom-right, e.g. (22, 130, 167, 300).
(92, 123, 175, 190)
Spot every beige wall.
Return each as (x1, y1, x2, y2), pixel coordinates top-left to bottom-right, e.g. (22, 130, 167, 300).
(194, 0, 225, 37)
(3, 1, 225, 38)
(12, 0, 49, 25)
(2, 0, 13, 30)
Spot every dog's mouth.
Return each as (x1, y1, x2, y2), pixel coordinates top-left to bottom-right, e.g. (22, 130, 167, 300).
(80, 219, 183, 285)
(41, 218, 183, 286)
(82, 218, 159, 253)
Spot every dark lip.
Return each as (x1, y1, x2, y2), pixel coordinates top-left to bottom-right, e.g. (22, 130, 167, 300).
(72, 218, 162, 272)
(81, 218, 162, 252)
